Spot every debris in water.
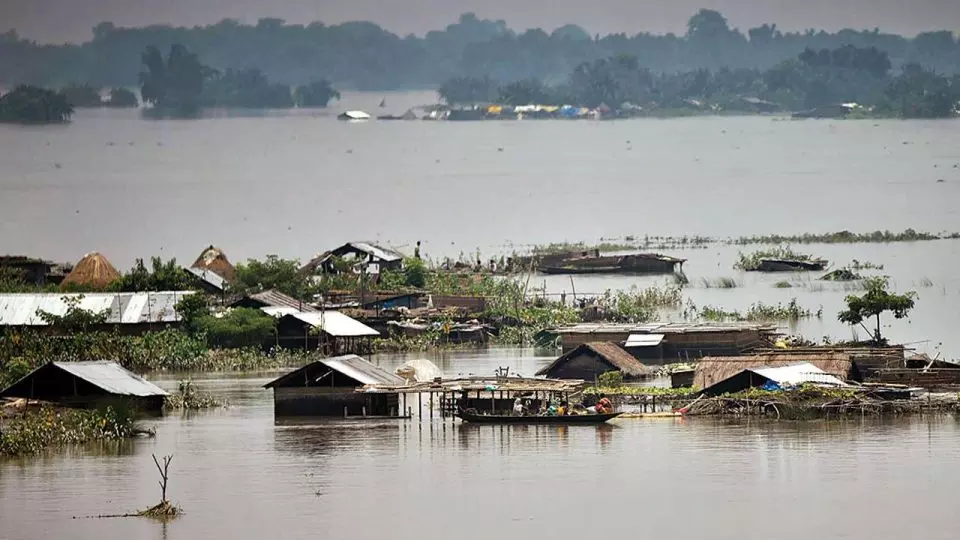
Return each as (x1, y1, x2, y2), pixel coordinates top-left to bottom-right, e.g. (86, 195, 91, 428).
(346, 149, 353, 154)
(936, 179, 945, 183)
(54, 163, 62, 169)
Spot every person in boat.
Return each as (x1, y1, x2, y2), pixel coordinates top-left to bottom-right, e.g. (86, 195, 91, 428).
(595, 394, 613, 414)
(513, 397, 525, 416)
(556, 401, 568, 416)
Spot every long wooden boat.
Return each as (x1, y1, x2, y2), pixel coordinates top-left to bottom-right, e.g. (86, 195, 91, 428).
(456, 411, 622, 424)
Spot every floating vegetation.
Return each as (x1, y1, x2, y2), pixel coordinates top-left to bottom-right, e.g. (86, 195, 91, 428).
(850, 259, 884, 271)
(821, 269, 862, 281)
(701, 277, 738, 289)
(593, 285, 684, 322)
(734, 246, 818, 271)
(699, 299, 821, 322)
(730, 228, 958, 245)
(163, 380, 224, 410)
(774, 281, 793, 288)
(0, 406, 141, 456)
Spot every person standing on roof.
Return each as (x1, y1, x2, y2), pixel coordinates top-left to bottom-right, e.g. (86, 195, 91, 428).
(414, 241, 421, 260)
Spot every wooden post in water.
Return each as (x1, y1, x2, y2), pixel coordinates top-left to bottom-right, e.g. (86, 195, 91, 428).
(430, 392, 434, 420)
(418, 392, 423, 421)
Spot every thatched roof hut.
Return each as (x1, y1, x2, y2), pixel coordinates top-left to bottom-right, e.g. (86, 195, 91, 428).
(536, 342, 651, 381)
(61, 252, 120, 289)
(694, 352, 861, 391)
(191, 245, 236, 282)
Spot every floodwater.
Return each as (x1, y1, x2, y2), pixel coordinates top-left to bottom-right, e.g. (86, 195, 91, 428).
(3, 350, 960, 540)
(1, 95, 958, 355)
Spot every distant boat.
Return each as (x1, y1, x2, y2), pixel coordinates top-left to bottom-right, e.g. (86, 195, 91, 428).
(338, 110, 371, 121)
(379, 97, 387, 108)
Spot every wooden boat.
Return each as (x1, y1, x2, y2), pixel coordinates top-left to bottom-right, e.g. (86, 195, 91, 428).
(456, 410, 622, 424)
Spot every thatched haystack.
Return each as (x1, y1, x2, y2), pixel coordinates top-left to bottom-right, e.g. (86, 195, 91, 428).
(694, 352, 861, 390)
(61, 252, 120, 289)
(191, 245, 236, 282)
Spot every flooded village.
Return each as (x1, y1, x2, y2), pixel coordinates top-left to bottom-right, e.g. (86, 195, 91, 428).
(3, 234, 959, 439)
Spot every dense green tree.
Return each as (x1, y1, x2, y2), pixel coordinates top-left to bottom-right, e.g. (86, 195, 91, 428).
(498, 79, 555, 105)
(36, 295, 109, 332)
(196, 307, 276, 348)
(0, 85, 73, 123)
(202, 68, 293, 108)
(438, 76, 498, 104)
(139, 44, 208, 111)
(60, 83, 103, 107)
(884, 63, 958, 118)
(106, 87, 139, 107)
(233, 256, 313, 299)
(838, 277, 916, 344)
(293, 80, 341, 107)
(111, 257, 196, 292)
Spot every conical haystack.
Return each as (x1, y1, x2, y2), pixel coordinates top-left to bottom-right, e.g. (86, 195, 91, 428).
(61, 252, 120, 289)
(191, 245, 237, 282)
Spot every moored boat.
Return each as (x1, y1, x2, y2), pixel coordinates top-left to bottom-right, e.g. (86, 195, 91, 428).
(456, 410, 622, 424)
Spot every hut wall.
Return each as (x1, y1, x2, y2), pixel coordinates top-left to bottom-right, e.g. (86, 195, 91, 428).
(866, 369, 960, 388)
(273, 387, 398, 416)
(561, 332, 630, 352)
(671, 371, 695, 388)
(431, 295, 487, 312)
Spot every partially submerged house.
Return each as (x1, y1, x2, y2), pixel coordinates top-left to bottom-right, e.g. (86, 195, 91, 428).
(536, 342, 650, 381)
(263, 355, 405, 416)
(755, 258, 828, 272)
(264, 308, 380, 354)
(0, 361, 168, 412)
(0, 291, 195, 334)
(699, 362, 849, 396)
(301, 242, 405, 276)
(61, 252, 120, 289)
(540, 252, 685, 275)
(551, 322, 778, 362)
(694, 352, 861, 392)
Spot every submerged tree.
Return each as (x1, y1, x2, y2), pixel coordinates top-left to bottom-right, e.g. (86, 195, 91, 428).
(60, 83, 103, 107)
(294, 80, 341, 108)
(202, 68, 294, 108)
(106, 87, 139, 108)
(0, 85, 74, 124)
(111, 257, 196, 292)
(139, 44, 209, 112)
(838, 276, 916, 344)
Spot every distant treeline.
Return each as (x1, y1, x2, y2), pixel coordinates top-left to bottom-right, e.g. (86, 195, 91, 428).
(439, 46, 960, 117)
(2, 10, 960, 91)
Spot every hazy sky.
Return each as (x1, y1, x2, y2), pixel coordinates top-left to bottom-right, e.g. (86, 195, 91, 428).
(4, 0, 959, 43)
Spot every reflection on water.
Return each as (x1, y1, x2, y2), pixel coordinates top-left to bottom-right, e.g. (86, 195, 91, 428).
(4, 368, 960, 540)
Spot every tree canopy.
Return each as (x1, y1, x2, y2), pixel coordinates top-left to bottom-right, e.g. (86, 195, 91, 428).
(838, 277, 916, 343)
(0, 85, 73, 123)
(1, 11, 959, 91)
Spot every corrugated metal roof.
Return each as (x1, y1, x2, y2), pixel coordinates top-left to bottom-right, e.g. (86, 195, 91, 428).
(185, 266, 226, 291)
(52, 361, 168, 396)
(247, 290, 316, 311)
(345, 242, 403, 263)
(323, 355, 405, 385)
(625, 334, 665, 347)
(554, 322, 777, 335)
(272, 310, 379, 337)
(0, 291, 195, 326)
(749, 362, 848, 387)
(263, 354, 405, 388)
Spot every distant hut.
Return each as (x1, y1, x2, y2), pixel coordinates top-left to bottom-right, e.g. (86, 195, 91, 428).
(191, 245, 237, 282)
(535, 342, 651, 381)
(0, 361, 168, 412)
(61, 252, 120, 290)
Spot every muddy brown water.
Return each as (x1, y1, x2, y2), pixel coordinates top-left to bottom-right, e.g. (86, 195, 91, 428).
(3, 348, 960, 540)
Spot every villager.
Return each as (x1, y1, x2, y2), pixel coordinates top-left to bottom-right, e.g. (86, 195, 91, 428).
(513, 397, 524, 416)
(557, 401, 568, 416)
(414, 241, 421, 260)
(595, 394, 613, 414)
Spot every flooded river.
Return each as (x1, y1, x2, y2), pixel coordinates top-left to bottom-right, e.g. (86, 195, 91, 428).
(3, 349, 960, 539)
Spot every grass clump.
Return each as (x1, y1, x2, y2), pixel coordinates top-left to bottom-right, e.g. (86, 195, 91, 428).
(698, 299, 821, 323)
(731, 228, 953, 245)
(163, 380, 224, 411)
(701, 277, 738, 289)
(774, 281, 793, 288)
